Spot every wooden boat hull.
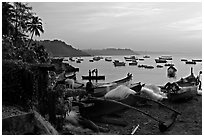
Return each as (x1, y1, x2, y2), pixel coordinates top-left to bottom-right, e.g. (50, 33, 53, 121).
(79, 94, 138, 118)
(82, 75, 105, 80)
(167, 86, 197, 102)
(92, 74, 133, 97)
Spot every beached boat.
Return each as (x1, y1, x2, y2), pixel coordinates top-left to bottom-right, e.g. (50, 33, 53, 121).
(92, 73, 133, 97)
(176, 73, 197, 87)
(155, 59, 167, 63)
(113, 60, 125, 67)
(82, 75, 105, 80)
(185, 61, 196, 64)
(65, 72, 76, 80)
(79, 94, 139, 118)
(161, 85, 198, 102)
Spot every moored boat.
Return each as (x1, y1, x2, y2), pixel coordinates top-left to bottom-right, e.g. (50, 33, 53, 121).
(155, 59, 167, 63)
(105, 57, 112, 62)
(181, 58, 187, 61)
(192, 59, 202, 62)
(143, 55, 150, 58)
(113, 60, 126, 67)
(129, 61, 138, 66)
(164, 63, 174, 67)
(156, 65, 163, 68)
(92, 73, 133, 97)
(159, 55, 172, 60)
(185, 61, 196, 64)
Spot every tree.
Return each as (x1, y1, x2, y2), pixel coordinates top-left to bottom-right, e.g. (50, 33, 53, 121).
(2, 2, 15, 37)
(27, 16, 44, 47)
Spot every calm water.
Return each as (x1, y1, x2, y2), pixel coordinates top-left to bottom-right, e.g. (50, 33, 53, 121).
(66, 53, 202, 86)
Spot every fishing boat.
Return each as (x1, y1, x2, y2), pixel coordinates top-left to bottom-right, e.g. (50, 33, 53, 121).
(79, 94, 140, 118)
(156, 65, 163, 68)
(163, 85, 198, 102)
(161, 68, 200, 102)
(192, 59, 202, 62)
(129, 61, 138, 66)
(105, 57, 112, 62)
(155, 59, 167, 63)
(139, 58, 144, 61)
(124, 56, 137, 61)
(93, 56, 102, 61)
(159, 55, 172, 60)
(82, 75, 105, 80)
(145, 65, 154, 69)
(76, 60, 81, 63)
(164, 63, 174, 67)
(113, 60, 126, 67)
(185, 61, 196, 64)
(181, 58, 187, 61)
(65, 72, 76, 80)
(143, 55, 150, 58)
(92, 73, 133, 97)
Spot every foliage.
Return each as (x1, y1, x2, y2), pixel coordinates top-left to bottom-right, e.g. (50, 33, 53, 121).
(2, 2, 48, 64)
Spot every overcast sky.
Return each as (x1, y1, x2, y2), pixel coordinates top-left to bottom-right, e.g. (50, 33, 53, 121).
(29, 2, 202, 53)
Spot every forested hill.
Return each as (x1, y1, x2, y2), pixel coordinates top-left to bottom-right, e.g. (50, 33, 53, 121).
(82, 48, 140, 56)
(39, 40, 90, 57)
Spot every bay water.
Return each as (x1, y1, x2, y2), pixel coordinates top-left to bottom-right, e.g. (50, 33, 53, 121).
(66, 53, 202, 86)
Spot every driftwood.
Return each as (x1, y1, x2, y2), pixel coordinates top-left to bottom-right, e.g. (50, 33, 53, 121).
(2, 111, 58, 135)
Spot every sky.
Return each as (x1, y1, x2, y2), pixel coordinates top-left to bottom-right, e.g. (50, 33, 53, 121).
(29, 2, 202, 54)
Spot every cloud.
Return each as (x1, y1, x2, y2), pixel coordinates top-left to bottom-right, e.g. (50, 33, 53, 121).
(167, 16, 202, 31)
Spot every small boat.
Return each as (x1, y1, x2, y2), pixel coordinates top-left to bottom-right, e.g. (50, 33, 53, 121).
(79, 92, 142, 118)
(145, 65, 154, 69)
(181, 58, 188, 61)
(143, 55, 150, 58)
(192, 59, 202, 62)
(155, 59, 167, 63)
(105, 57, 112, 62)
(89, 60, 94, 62)
(65, 72, 76, 80)
(185, 61, 196, 64)
(156, 65, 163, 68)
(124, 56, 137, 61)
(93, 56, 102, 61)
(69, 57, 75, 62)
(113, 60, 125, 67)
(162, 85, 198, 102)
(129, 61, 138, 66)
(139, 58, 144, 61)
(159, 55, 172, 60)
(76, 60, 81, 63)
(164, 64, 174, 67)
(138, 64, 147, 68)
(92, 73, 133, 97)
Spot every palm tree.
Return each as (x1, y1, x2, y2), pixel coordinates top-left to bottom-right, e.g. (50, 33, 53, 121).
(27, 16, 44, 47)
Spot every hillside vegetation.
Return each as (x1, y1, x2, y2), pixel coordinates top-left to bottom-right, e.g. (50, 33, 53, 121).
(40, 40, 90, 57)
(83, 48, 140, 56)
